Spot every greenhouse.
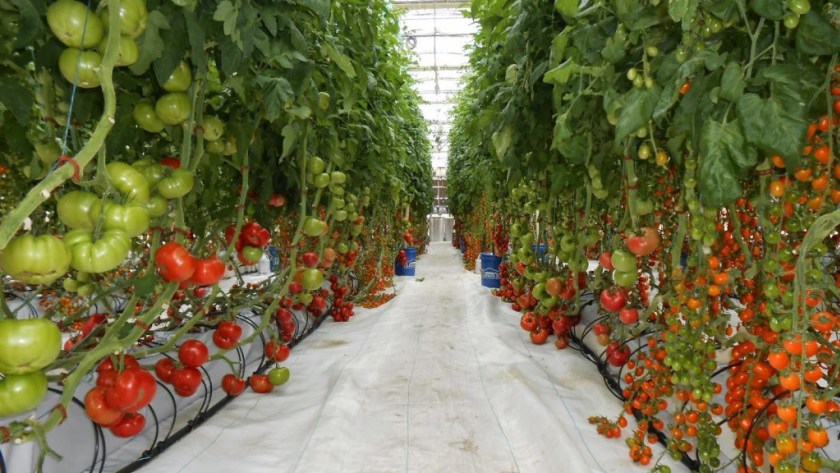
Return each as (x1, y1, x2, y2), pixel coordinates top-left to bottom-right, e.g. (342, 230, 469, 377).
(1, 1, 840, 472)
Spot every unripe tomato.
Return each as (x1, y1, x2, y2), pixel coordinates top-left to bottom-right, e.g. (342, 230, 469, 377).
(47, 0, 104, 48)
(155, 92, 191, 126)
(58, 48, 102, 88)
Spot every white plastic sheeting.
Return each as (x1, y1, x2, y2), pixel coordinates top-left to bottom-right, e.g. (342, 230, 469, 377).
(137, 243, 683, 473)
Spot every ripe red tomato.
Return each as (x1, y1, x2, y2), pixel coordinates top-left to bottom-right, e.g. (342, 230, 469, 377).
(154, 358, 177, 383)
(593, 322, 611, 336)
(160, 157, 181, 168)
(606, 342, 630, 367)
(85, 386, 124, 426)
(221, 374, 246, 396)
(213, 321, 243, 350)
(520, 312, 538, 332)
(265, 340, 290, 362)
(249, 374, 274, 393)
(530, 327, 549, 345)
(598, 251, 614, 270)
(619, 307, 639, 324)
(190, 256, 225, 286)
(109, 412, 146, 438)
(170, 367, 202, 397)
(178, 339, 209, 367)
(104, 368, 157, 413)
(599, 288, 627, 312)
(240, 222, 270, 247)
(155, 241, 196, 282)
(301, 252, 319, 268)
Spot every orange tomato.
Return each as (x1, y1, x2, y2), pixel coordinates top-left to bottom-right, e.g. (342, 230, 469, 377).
(794, 167, 813, 181)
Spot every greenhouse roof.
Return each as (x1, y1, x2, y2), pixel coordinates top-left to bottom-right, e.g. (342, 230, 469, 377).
(399, 2, 475, 172)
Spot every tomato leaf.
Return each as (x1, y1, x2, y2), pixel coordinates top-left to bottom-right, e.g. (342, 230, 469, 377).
(554, 0, 578, 17)
(0, 77, 33, 126)
(295, 0, 330, 19)
(10, 0, 43, 50)
(698, 121, 752, 206)
(737, 65, 807, 168)
(492, 126, 513, 161)
(281, 122, 299, 159)
(615, 86, 661, 143)
(133, 272, 158, 298)
(749, 0, 784, 20)
(154, 14, 189, 87)
(796, 11, 840, 56)
(544, 59, 578, 85)
(668, 0, 699, 23)
(129, 11, 170, 75)
(719, 63, 744, 102)
(323, 43, 356, 79)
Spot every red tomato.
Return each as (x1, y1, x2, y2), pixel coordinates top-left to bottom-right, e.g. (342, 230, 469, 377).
(520, 312, 538, 332)
(598, 252, 614, 270)
(240, 222, 270, 247)
(109, 412, 146, 438)
(85, 386, 124, 426)
(170, 367, 202, 397)
(154, 358, 177, 383)
(221, 374, 247, 396)
(619, 308, 639, 324)
(265, 340, 290, 362)
(190, 256, 225, 286)
(160, 157, 181, 168)
(301, 252, 319, 268)
(104, 368, 157, 413)
(530, 327, 549, 345)
(213, 321, 243, 350)
(599, 288, 627, 312)
(178, 339, 209, 367)
(155, 242, 196, 282)
(249, 374, 274, 393)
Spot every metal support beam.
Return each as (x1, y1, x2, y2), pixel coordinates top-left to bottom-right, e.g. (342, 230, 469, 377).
(393, 1, 469, 10)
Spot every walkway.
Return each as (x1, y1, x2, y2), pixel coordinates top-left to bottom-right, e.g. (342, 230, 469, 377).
(138, 242, 678, 473)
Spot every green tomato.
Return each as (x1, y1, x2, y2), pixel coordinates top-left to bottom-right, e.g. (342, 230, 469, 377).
(206, 138, 225, 154)
(131, 158, 166, 186)
(58, 48, 102, 88)
(610, 249, 636, 272)
(613, 270, 637, 288)
(155, 92, 191, 126)
(202, 115, 225, 141)
(267, 367, 290, 386)
(88, 199, 150, 237)
(311, 173, 330, 188)
(146, 195, 169, 217)
(162, 61, 192, 92)
(157, 168, 194, 199)
(97, 35, 139, 67)
(0, 319, 62, 374)
(47, 0, 104, 48)
(64, 228, 131, 273)
(0, 234, 71, 285)
(303, 217, 327, 237)
(334, 210, 348, 221)
(57, 191, 98, 230)
(222, 135, 238, 156)
(300, 268, 324, 290)
(783, 13, 800, 29)
(107, 161, 150, 203)
(0, 372, 48, 418)
(100, 0, 148, 38)
(132, 101, 165, 133)
(788, 0, 810, 15)
(330, 171, 346, 184)
(240, 246, 263, 265)
(309, 156, 325, 174)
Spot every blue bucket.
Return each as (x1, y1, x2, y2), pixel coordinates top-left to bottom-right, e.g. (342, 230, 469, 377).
(396, 247, 417, 276)
(480, 253, 502, 288)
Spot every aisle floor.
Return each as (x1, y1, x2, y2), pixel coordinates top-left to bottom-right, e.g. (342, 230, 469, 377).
(139, 243, 682, 473)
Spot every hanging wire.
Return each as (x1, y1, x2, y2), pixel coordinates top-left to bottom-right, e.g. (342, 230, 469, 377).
(59, 0, 98, 160)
